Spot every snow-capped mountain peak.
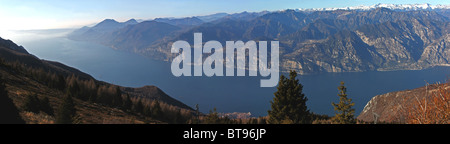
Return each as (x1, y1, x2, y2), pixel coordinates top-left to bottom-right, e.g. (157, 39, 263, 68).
(296, 3, 450, 12)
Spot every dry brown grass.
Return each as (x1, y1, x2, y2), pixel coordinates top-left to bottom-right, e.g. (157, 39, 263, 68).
(2, 68, 164, 124)
(406, 83, 450, 124)
(20, 111, 54, 124)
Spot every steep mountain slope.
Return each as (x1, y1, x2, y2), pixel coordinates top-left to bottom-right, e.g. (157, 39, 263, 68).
(0, 79, 24, 124)
(357, 82, 450, 123)
(220, 11, 270, 22)
(196, 13, 228, 22)
(195, 11, 269, 23)
(0, 39, 94, 80)
(0, 38, 29, 54)
(91, 19, 138, 32)
(279, 9, 450, 73)
(68, 19, 138, 42)
(154, 17, 204, 27)
(107, 21, 181, 51)
(122, 86, 191, 110)
(281, 18, 449, 74)
(0, 37, 193, 124)
(69, 7, 450, 74)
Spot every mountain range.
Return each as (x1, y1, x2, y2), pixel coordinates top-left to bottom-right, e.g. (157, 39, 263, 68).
(296, 3, 450, 12)
(3, 3, 450, 124)
(69, 4, 450, 74)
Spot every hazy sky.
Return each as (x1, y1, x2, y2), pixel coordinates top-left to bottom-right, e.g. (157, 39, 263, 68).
(0, 0, 449, 31)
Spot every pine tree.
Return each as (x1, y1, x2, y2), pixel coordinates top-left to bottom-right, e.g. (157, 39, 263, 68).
(23, 94, 40, 113)
(174, 109, 184, 124)
(23, 94, 54, 116)
(122, 94, 132, 111)
(86, 79, 97, 102)
(247, 118, 258, 124)
(96, 85, 109, 105)
(40, 97, 54, 116)
(143, 105, 152, 117)
(332, 81, 355, 124)
(66, 75, 80, 98)
(56, 74, 66, 91)
(203, 107, 220, 124)
(134, 99, 144, 114)
(152, 100, 163, 120)
(195, 104, 200, 124)
(0, 77, 25, 124)
(112, 86, 123, 108)
(268, 70, 310, 124)
(257, 117, 267, 124)
(56, 95, 76, 124)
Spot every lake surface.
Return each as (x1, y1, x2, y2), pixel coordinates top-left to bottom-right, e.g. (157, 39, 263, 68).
(11, 31, 450, 117)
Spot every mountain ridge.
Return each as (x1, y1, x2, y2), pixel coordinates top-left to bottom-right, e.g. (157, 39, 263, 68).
(68, 5, 450, 75)
(296, 3, 450, 12)
(0, 37, 194, 124)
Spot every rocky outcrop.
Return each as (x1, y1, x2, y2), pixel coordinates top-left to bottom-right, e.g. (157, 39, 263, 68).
(357, 83, 450, 123)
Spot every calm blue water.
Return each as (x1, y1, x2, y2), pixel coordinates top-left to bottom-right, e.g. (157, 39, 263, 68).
(16, 35, 450, 117)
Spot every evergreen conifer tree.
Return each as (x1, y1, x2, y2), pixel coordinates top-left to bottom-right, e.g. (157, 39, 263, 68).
(23, 94, 40, 113)
(143, 105, 152, 117)
(332, 81, 355, 124)
(40, 97, 54, 116)
(112, 87, 123, 108)
(174, 109, 184, 124)
(55, 95, 76, 124)
(268, 70, 310, 124)
(134, 99, 144, 114)
(152, 100, 163, 120)
(122, 94, 132, 111)
(203, 107, 219, 124)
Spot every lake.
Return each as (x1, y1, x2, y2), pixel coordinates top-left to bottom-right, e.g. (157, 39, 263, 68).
(10, 30, 450, 117)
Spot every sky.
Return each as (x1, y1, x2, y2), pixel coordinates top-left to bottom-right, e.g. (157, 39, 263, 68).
(0, 0, 449, 31)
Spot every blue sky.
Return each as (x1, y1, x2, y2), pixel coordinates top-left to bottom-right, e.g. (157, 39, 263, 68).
(0, 0, 448, 30)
